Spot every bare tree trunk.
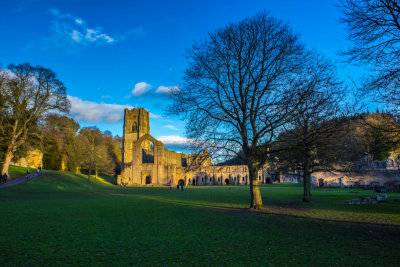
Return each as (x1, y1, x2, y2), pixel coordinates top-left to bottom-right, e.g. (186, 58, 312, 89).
(249, 165, 263, 210)
(303, 169, 311, 202)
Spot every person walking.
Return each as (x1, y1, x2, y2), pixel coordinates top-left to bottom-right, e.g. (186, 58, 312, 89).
(25, 170, 30, 181)
(169, 185, 172, 192)
(180, 181, 184, 191)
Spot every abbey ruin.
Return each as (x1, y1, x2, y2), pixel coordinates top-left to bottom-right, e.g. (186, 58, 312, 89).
(117, 108, 268, 186)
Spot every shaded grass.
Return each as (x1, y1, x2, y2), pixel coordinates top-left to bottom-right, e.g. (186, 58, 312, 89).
(0, 172, 399, 266)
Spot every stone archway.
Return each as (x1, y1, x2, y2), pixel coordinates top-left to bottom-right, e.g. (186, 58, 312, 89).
(178, 179, 185, 185)
(224, 178, 230, 185)
(145, 175, 151, 184)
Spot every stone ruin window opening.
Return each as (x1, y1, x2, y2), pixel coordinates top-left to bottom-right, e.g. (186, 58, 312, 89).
(142, 140, 154, 164)
(224, 179, 230, 185)
(132, 121, 138, 133)
(150, 141, 154, 152)
(145, 175, 151, 184)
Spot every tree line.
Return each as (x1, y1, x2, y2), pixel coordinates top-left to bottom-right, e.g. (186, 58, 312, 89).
(0, 63, 121, 180)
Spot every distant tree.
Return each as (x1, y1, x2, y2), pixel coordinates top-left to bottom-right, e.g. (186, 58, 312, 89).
(360, 112, 400, 160)
(67, 134, 87, 173)
(93, 144, 115, 177)
(339, 0, 400, 116)
(78, 127, 115, 181)
(42, 135, 61, 170)
(275, 53, 344, 202)
(42, 114, 80, 170)
(169, 12, 313, 210)
(102, 132, 121, 176)
(112, 136, 122, 175)
(0, 63, 70, 175)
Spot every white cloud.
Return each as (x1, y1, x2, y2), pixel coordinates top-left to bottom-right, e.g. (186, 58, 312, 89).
(132, 82, 152, 97)
(71, 30, 83, 42)
(68, 95, 132, 123)
(85, 28, 114, 43)
(156, 85, 180, 95)
(101, 95, 112, 99)
(156, 136, 191, 145)
(163, 125, 178, 130)
(48, 8, 116, 46)
(75, 18, 84, 25)
(149, 112, 161, 119)
(68, 96, 163, 124)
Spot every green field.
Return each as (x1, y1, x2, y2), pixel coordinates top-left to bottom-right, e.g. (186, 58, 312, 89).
(0, 171, 399, 266)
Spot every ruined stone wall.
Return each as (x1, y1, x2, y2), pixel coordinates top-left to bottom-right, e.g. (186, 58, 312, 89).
(118, 108, 270, 186)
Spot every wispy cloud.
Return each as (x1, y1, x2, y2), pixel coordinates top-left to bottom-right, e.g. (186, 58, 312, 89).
(36, 8, 144, 50)
(156, 135, 190, 146)
(48, 8, 116, 46)
(68, 96, 163, 124)
(150, 112, 162, 119)
(132, 82, 152, 97)
(163, 125, 178, 130)
(68, 96, 132, 123)
(156, 85, 180, 95)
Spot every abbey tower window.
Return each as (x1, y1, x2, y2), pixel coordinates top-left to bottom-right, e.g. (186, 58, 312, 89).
(132, 121, 138, 133)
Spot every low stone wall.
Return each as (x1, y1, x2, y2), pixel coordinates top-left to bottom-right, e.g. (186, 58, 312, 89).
(312, 171, 400, 188)
(345, 194, 388, 204)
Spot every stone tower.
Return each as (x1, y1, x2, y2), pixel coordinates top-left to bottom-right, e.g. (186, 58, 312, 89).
(122, 108, 150, 165)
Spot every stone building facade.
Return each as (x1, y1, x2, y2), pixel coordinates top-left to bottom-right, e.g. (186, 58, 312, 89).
(117, 108, 270, 186)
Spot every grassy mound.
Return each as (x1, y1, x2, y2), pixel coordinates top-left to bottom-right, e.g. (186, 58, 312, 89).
(0, 171, 399, 266)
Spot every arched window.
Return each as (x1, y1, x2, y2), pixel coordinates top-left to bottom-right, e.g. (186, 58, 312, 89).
(132, 122, 137, 133)
(142, 140, 154, 163)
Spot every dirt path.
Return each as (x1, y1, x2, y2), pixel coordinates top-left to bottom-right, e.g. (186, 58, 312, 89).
(0, 170, 48, 189)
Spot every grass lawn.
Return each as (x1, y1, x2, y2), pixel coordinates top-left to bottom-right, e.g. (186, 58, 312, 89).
(0, 170, 399, 266)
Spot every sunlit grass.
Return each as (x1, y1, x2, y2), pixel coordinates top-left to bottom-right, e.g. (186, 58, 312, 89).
(0, 171, 399, 266)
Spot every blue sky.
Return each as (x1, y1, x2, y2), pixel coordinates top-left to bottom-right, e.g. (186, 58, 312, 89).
(0, 0, 363, 151)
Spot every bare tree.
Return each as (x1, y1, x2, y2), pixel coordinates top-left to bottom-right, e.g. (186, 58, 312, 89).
(169, 12, 312, 210)
(339, 0, 400, 115)
(0, 63, 70, 176)
(275, 54, 344, 202)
